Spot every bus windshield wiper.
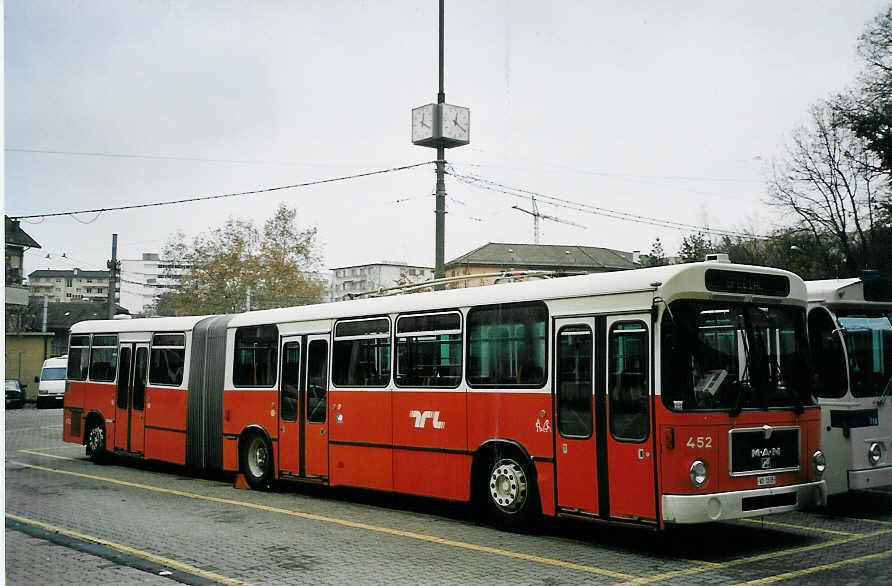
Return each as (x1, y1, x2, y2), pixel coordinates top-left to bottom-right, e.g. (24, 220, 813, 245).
(729, 313, 752, 418)
(877, 374, 892, 407)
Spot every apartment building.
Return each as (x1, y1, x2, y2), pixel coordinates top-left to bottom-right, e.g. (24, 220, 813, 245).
(28, 268, 111, 303)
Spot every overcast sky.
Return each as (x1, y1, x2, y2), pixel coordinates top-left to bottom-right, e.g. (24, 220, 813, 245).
(6, 1, 889, 291)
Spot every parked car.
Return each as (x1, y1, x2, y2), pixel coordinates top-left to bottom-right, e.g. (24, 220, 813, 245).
(5, 379, 25, 409)
(37, 356, 67, 409)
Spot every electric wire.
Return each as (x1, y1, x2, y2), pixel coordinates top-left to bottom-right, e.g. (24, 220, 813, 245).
(9, 161, 436, 220)
(447, 165, 768, 239)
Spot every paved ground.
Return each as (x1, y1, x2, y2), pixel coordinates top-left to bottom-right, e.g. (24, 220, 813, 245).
(6, 406, 892, 585)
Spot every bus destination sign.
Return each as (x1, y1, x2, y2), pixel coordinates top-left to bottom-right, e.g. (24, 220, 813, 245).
(705, 269, 790, 297)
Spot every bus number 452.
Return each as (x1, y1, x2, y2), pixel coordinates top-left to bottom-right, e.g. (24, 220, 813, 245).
(687, 436, 712, 448)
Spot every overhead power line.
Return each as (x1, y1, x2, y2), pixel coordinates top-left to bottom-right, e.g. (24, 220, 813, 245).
(9, 161, 436, 220)
(448, 165, 767, 240)
(6, 147, 350, 168)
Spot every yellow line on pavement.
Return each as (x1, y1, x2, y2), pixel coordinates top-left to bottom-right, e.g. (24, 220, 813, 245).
(736, 548, 892, 585)
(12, 459, 634, 581)
(736, 517, 854, 536)
(18, 449, 78, 461)
(620, 527, 892, 585)
(6, 513, 251, 586)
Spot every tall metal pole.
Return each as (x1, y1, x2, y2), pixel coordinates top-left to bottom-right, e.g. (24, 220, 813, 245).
(434, 0, 446, 280)
(107, 234, 118, 319)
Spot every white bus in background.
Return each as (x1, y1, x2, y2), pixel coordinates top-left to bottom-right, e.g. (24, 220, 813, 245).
(807, 275, 892, 495)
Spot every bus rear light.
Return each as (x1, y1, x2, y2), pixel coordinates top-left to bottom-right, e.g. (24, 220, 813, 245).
(663, 426, 675, 449)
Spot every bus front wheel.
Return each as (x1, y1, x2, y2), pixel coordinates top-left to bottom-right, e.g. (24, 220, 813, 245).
(85, 422, 107, 464)
(240, 432, 272, 490)
(482, 449, 538, 531)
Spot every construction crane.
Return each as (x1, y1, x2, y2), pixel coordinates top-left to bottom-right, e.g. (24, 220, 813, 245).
(511, 196, 586, 244)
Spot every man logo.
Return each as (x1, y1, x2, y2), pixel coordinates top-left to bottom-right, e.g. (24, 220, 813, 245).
(410, 410, 445, 429)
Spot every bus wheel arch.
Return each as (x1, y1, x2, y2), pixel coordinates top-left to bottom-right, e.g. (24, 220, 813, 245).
(472, 439, 540, 531)
(238, 426, 274, 490)
(84, 411, 108, 463)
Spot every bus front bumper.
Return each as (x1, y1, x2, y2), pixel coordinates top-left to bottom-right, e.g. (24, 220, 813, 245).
(849, 466, 892, 491)
(662, 480, 827, 524)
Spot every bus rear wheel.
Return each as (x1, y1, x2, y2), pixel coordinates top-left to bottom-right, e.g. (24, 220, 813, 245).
(85, 422, 107, 464)
(240, 433, 272, 490)
(482, 450, 538, 531)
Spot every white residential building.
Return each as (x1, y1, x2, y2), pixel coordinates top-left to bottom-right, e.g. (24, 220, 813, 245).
(119, 253, 190, 314)
(330, 261, 433, 301)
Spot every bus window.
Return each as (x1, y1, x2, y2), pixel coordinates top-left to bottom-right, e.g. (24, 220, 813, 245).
(233, 325, 279, 387)
(395, 312, 462, 387)
(661, 301, 811, 412)
(609, 322, 649, 441)
(837, 311, 892, 398)
(808, 308, 847, 398)
(67, 335, 91, 381)
(556, 325, 593, 438)
(332, 317, 391, 387)
(149, 333, 186, 386)
(89, 335, 118, 382)
(467, 301, 547, 387)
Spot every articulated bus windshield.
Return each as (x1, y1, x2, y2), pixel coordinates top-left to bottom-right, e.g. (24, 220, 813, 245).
(837, 311, 892, 398)
(661, 300, 812, 412)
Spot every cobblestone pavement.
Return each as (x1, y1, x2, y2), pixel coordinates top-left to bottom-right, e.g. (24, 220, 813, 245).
(6, 407, 892, 585)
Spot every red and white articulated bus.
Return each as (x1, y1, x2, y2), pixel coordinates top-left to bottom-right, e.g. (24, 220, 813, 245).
(63, 259, 826, 530)
(806, 276, 892, 495)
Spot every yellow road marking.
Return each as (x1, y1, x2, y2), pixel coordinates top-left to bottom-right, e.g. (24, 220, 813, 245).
(621, 527, 892, 585)
(736, 548, 892, 585)
(6, 513, 251, 586)
(737, 517, 854, 536)
(843, 516, 892, 526)
(12, 459, 634, 581)
(18, 449, 78, 461)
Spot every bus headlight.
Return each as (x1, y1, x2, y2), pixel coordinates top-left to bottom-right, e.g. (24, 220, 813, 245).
(813, 451, 826, 476)
(690, 460, 707, 489)
(869, 443, 882, 466)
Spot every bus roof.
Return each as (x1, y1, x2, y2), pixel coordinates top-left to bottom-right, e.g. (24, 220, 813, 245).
(228, 261, 805, 328)
(70, 315, 213, 335)
(807, 277, 892, 307)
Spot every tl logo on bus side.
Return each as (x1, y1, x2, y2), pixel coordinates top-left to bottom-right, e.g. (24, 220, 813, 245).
(410, 410, 445, 429)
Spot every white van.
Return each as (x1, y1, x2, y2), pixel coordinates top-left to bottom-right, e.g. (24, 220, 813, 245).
(38, 356, 67, 409)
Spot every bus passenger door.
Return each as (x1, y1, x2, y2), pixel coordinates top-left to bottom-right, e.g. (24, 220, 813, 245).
(278, 337, 301, 475)
(129, 345, 148, 454)
(115, 344, 134, 451)
(114, 343, 148, 454)
(303, 335, 329, 478)
(605, 315, 656, 522)
(554, 317, 601, 516)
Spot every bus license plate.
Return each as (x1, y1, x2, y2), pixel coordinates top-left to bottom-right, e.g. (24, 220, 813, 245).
(757, 475, 776, 487)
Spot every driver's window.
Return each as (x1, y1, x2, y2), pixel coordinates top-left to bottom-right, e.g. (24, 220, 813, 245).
(307, 340, 328, 423)
(808, 309, 847, 398)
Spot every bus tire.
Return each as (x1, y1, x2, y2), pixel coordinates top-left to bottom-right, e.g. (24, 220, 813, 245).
(85, 421, 107, 464)
(481, 446, 539, 531)
(240, 432, 272, 490)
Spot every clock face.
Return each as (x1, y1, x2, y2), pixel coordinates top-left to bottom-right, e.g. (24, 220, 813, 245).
(412, 104, 435, 143)
(440, 104, 470, 142)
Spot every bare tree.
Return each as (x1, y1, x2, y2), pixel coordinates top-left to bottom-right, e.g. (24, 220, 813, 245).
(768, 101, 887, 275)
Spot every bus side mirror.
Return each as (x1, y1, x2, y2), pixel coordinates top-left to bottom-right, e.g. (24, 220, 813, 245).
(34, 376, 39, 383)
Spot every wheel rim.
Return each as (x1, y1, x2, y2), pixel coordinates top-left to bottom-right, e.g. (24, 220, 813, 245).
(489, 458, 527, 512)
(247, 438, 269, 478)
(88, 427, 104, 453)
